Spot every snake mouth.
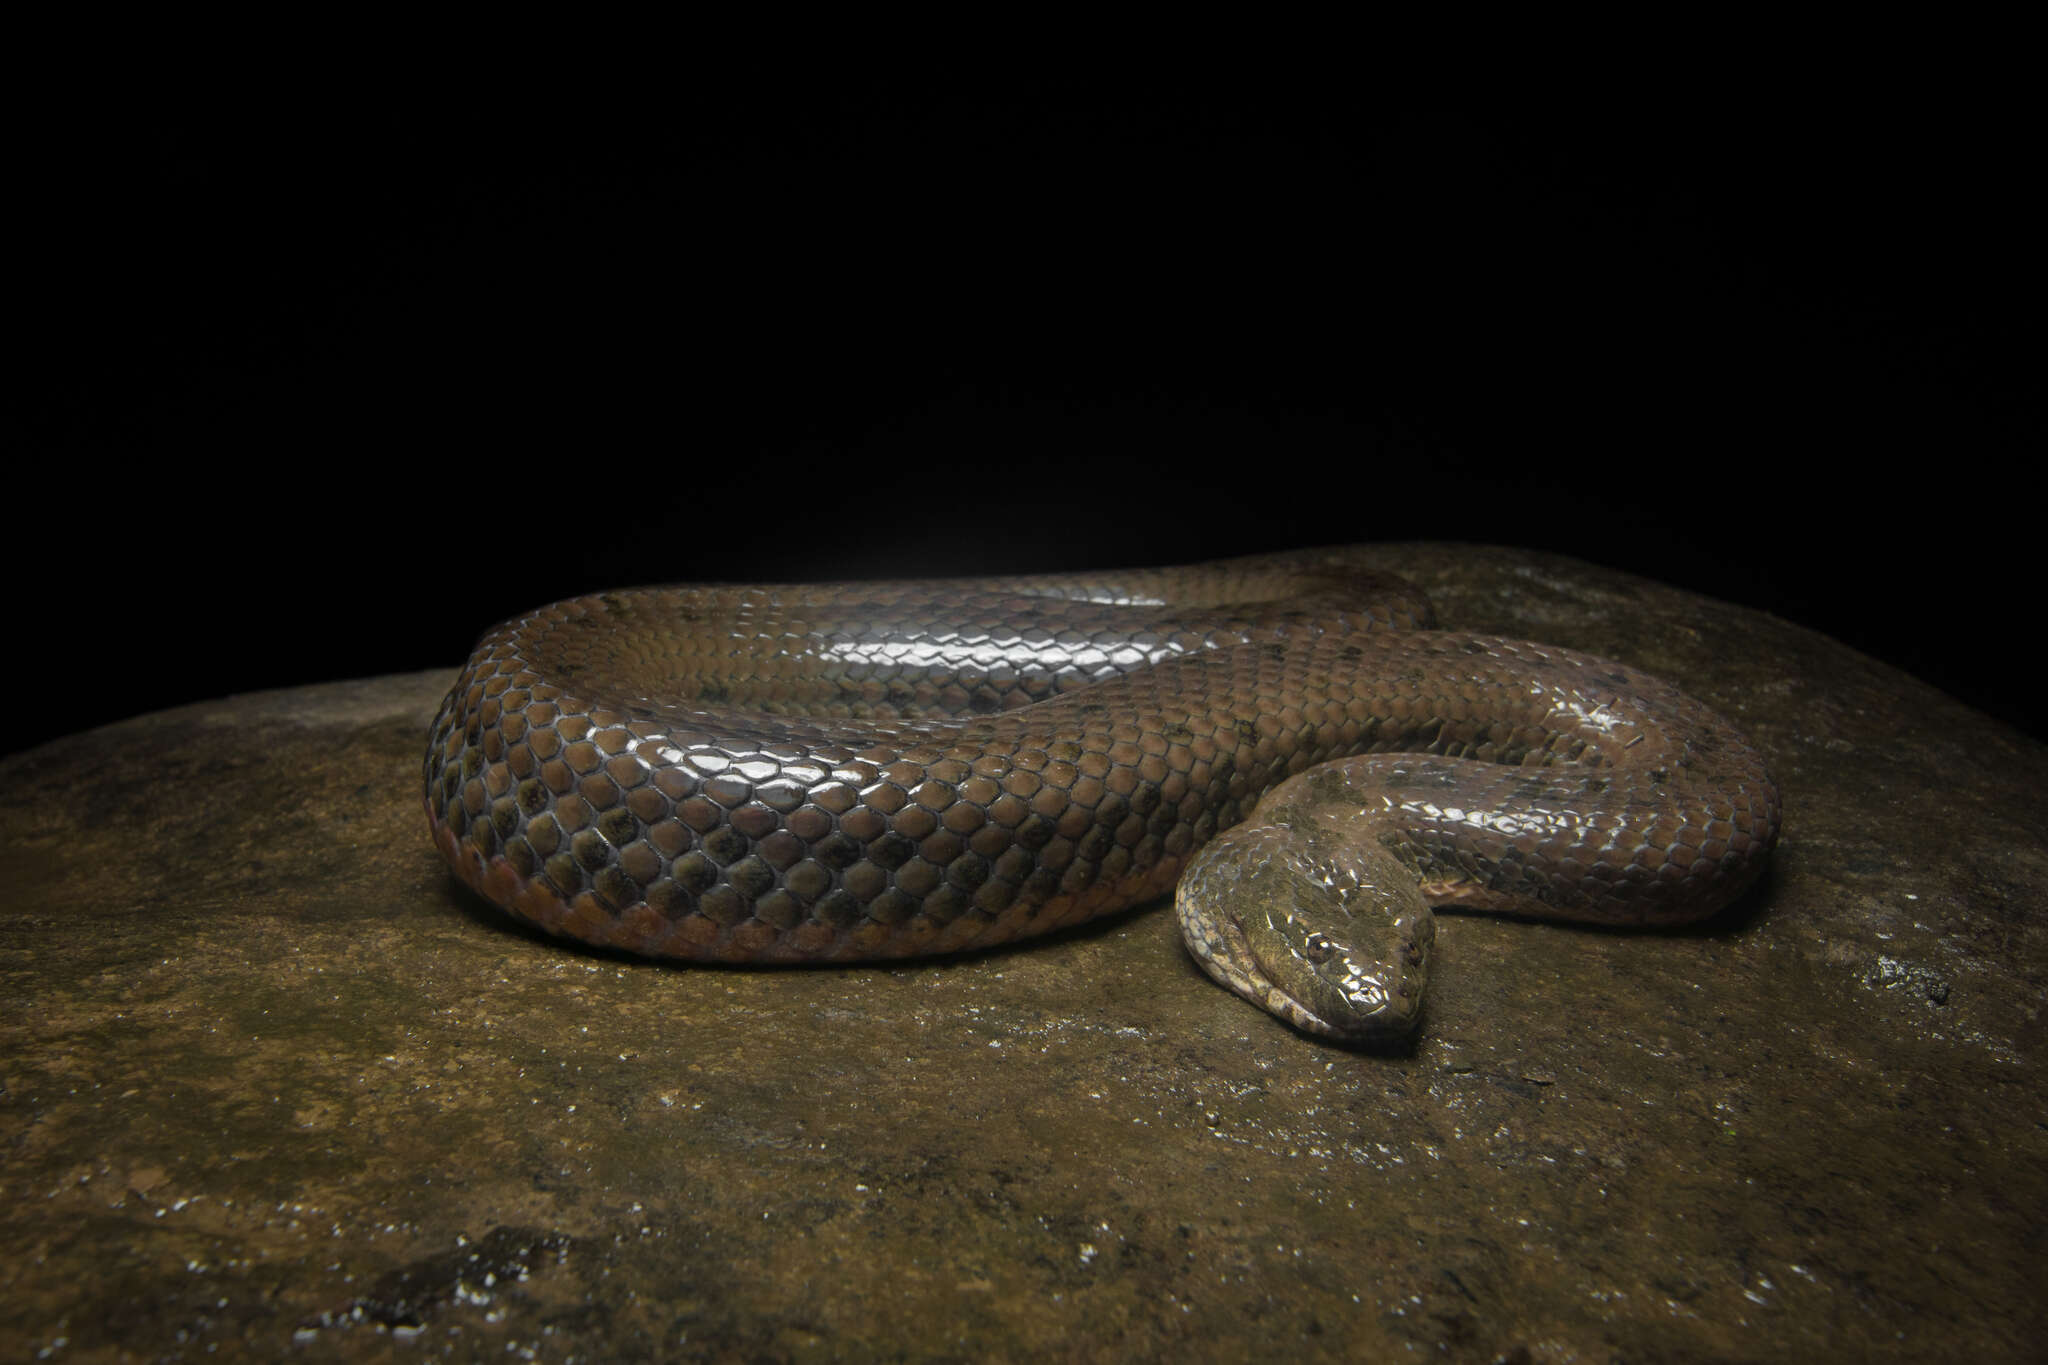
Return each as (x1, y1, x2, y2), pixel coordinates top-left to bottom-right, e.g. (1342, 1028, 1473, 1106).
(1257, 953, 1426, 1044)
(1260, 900, 1431, 1044)
(1194, 904, 1423, 1045)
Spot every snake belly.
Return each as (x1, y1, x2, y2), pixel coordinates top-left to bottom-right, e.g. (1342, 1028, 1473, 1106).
(422, 548, 1780, 994)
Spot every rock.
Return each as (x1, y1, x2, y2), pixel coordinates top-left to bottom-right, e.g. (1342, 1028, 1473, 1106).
(2, 543, 2041, 1361)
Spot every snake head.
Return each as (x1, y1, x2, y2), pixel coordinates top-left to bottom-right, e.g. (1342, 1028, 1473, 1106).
(1176, 815, 1435, 1044)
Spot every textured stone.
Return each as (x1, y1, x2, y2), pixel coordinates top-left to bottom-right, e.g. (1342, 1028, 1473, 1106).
(1, 544, 2041, 1361)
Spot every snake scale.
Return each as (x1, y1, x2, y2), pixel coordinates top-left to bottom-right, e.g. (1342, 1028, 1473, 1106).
(423, 547, 1780, 1040)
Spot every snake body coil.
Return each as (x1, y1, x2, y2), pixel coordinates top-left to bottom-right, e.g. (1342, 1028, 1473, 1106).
(424, 548, 1779, 1040)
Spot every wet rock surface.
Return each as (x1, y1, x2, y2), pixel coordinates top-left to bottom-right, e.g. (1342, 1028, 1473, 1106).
(3, 544, 2041, 1362)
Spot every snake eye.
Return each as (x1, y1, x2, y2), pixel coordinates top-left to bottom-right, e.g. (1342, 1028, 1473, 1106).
(1303, 932, 1340, 965)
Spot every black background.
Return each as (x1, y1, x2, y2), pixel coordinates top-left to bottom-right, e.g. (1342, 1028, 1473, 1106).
(18, 85, 2028, 755)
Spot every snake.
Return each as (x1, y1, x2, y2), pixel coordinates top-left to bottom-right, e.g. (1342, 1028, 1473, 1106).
(423, 547, 1780, 1042)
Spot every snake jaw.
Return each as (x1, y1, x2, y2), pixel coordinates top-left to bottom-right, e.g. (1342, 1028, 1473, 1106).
(1250, 908, 1434, 1043)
